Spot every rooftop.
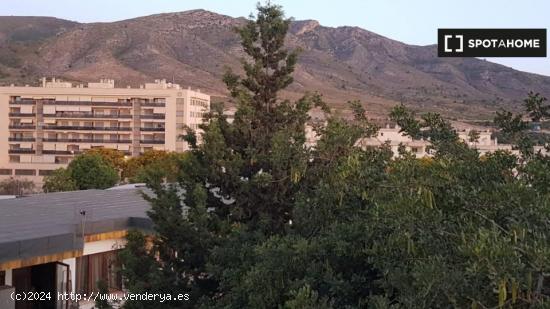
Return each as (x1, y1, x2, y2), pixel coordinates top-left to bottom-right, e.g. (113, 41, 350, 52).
(0, 187, 153, 264)
(3, 77, 205, 92)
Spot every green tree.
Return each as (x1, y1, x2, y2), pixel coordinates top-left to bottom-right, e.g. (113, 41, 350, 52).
(177, 1, 329, 234)
(364, 148, 550, 308)
(389, 103, 422, 139)
(42, 168, 77, 192)
(492, 92, 550, 158)
(524, 91, 549, 123)
(468, 129, 481, 150)
(120, 3, 335, 307)
(0, 177, 35, 195)
(468, 129, 480, 144)
(390, 104, 459, 145)
(68, 153, 119, 190)
(119, 3, 550, 308)
(494, 109, 528, 135)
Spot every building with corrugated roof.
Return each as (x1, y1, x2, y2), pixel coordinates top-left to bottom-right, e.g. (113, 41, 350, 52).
(0, 186, 153, 309)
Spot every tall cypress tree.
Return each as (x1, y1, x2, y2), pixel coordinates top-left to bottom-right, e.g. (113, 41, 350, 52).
(121, 3, 328, 307)
(183, 2, 328, 233)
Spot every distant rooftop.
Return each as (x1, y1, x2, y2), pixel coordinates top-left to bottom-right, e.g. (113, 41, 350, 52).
(43, 77, 183, 90)
(4, 77, 205, 91)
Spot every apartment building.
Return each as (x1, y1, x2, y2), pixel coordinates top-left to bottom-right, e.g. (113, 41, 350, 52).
(0, 78, 210, 184)
(356, 126, 518, 157)
(356, 125, 431, 157)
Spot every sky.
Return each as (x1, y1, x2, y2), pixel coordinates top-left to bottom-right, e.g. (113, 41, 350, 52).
(2, 0, 549, 76)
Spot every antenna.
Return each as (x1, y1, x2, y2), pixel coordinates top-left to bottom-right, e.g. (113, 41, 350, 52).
(80, 210, 86, 243)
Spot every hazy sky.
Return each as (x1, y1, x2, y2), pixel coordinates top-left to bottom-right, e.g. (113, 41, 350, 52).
(2, 0, 549, 76)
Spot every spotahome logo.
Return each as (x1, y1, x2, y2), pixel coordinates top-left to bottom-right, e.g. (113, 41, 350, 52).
(438, 29, 546, 57)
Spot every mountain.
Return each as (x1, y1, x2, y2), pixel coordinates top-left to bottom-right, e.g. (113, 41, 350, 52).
(1, 10, 549, 118)
(0, 16, 77, 43)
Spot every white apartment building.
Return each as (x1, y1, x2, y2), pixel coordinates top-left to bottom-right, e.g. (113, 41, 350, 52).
(0, 78, 210, 184)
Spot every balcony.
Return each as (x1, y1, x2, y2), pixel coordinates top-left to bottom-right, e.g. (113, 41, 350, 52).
(140, 140, 165, 144)
(140, 127, 165, 132)
(43, 150, 82, 155)
(9, 99, 36, 105)
(141, 102, 166, 107)
(44, 149, 131, 156)
(91, 139, 132, 144)
(43, 100, 133, 107)
(43, 138, 132, 144)
(9, 137, 36, 142)
(8, 149, 35, 154)
(140, 114, 165, 119)
(43, 125, 132, 131)
(44, 113, 132, 119)
(9, 113, 36, 117)
(9, 125, 36, 130)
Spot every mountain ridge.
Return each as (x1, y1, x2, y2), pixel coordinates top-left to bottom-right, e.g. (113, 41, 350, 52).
(0, 10, 549, 118)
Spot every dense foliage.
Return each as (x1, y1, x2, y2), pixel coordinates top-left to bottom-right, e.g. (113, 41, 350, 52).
(42, 168, 77, 192)
(85, 148, 127, 173)
(0, 177, 35, 195)
(42, 152, 119, 191)
(119, 3, 550, 308)
(67, 153, 119, 189)
(42, 149, 188, 192)
(123, 150, 188, 184)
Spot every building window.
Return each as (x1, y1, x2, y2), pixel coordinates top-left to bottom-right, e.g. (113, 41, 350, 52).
(190, 111, 205, 118)
(39, 170, 54, 176)
(55, 156, 70, 164)
(0, 169, 12, 175)
(15, 169, 36, 176)
(176, 98, 185, 113)
(0, 270, 5, 285)
(190, 98, 208, 107)
(9, 156, 20, 163)
(76, 250, 122, 295)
